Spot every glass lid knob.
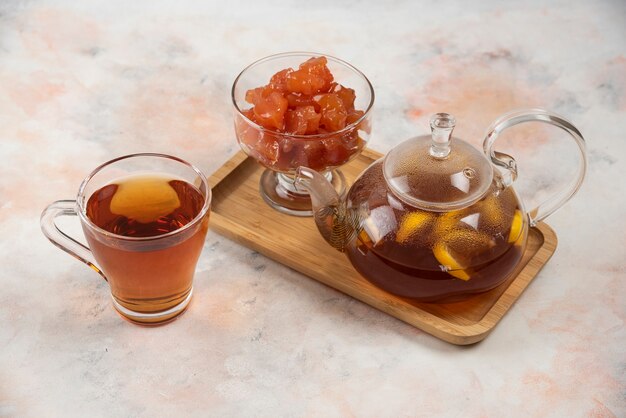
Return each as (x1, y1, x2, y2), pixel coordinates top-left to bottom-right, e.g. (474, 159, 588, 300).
(429, 113, 456, 159)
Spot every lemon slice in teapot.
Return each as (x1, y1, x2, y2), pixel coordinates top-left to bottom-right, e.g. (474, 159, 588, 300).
(432, 242, 472, 281)
(508, 210, 524, 243)
(396, 211, 433, 244)
(433, 229, 495, 281)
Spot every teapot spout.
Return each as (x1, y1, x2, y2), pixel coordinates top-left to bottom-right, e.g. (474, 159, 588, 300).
(295, 167, 359, 253)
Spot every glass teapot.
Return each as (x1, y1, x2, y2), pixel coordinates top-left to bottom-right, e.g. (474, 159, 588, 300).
(295, 109, 587, 302)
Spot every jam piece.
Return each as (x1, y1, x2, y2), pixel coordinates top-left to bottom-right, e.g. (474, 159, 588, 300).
(347, 109, 370, 134)
(292, 141, 326, 170)
(254, 133, 280, 165)
(286, 57, 334, 95)
(275, 140, 294, 169)
(245, 87, 266, 106)
(285, 106, 321, 135)
(236, 109, 262, 148)
(316, 94, 347, 132)
(286, 93, 320, 111)
(334, 85, 356, 112)
(253, 91, 288, 131)
(284, 110, 307, 135)
(346, 110, 365, 126)
(280, 137, 294, 153)
(269, 69, 292, 93)
(243, 108, 256, 120)
(322, 136, 351, 167)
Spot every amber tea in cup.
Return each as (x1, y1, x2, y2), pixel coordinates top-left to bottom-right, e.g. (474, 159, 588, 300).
(41, 154, 211, 325)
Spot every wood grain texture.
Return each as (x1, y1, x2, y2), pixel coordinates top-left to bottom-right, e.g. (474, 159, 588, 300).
(208, 150, 558, 345)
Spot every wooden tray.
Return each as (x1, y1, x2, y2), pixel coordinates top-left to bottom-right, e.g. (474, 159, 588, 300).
(208, 149, 558, 345)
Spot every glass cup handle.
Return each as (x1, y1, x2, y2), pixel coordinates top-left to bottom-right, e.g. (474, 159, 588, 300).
(483, 108, 587, 227)
(40, 200, 107, 280)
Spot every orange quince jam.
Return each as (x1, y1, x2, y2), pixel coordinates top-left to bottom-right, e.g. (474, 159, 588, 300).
(238, 56, 369, 171)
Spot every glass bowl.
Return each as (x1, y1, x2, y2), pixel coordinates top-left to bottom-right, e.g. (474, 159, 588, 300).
(232, 52, 374, 216)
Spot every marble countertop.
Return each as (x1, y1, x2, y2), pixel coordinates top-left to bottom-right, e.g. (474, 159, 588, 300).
(1, 0, 624, 416)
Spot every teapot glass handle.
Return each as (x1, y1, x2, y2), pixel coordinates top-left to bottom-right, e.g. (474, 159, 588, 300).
(483, 109, 587, 227)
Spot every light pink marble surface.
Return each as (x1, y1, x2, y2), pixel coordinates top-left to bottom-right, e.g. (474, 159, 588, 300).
(1, 1, 625, 417)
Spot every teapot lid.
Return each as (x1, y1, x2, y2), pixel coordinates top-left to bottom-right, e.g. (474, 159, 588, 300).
(383, 113, 494, 211)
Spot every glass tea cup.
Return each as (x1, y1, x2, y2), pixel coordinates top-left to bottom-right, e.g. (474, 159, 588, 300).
(41, 153, 211, 325)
